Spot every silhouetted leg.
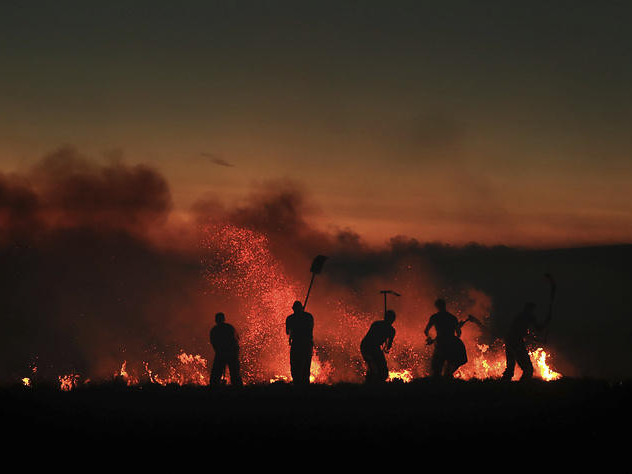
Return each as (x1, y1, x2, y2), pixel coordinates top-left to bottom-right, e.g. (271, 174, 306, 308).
(367, 362, 376, 383)
(445, 362, 459, 379)
(444, 338, 466, 379)
(290, 346, 299, 383)
(210, 355, 226, 387)
(303, 346, 313, 384)
(361, 345, 374, 383)
(376, 351, 388, 382)
(502, 344, 516, 381)
(291, 344, 312, 385)
(228, 355, 242, 386)
(431, 346, 445, 378)
(515, 343, 534, 380)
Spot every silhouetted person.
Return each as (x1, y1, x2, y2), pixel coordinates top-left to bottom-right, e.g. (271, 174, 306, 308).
(209, 312, 242, 387)
(501, 302, 551, 381)
(361, 310, 396, 384)
(424, 298, 467, 379)
(285, 300, 314, 385)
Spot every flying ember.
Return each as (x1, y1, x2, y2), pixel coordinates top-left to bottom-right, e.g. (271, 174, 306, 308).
(23, 221, 564, 390)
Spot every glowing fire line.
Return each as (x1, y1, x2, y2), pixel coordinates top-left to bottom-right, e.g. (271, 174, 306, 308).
(18, 223, 564, 390)
(43, 342, 560, 390)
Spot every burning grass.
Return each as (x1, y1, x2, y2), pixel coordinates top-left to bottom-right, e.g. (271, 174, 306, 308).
(18, 342, 561, 391)
(15, 221, 565, 390)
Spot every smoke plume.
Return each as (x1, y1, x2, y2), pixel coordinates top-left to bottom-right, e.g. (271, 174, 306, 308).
(1, 147, 630, 384)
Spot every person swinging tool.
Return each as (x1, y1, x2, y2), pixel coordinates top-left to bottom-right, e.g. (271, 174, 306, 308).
(424, 298, 468, 379)
(501, 302, 551, 381)
(501, 274, 555, 381)
(360, 310, 396, 384)
(284, 255, 327, 386)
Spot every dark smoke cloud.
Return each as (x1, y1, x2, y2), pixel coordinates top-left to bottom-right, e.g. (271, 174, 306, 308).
(0, 147, 202, 381)
(0, 172, 40, 242)
(0, 147, 630, 383)
(31, 146, 172, 234)
(0, 146, 172, 245)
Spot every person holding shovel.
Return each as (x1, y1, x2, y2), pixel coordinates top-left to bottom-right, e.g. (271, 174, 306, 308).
(285, 300, 314, 386)
(284, 255, 327, 386)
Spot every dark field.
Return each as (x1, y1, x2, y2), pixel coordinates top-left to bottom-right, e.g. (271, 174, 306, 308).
(3, 378, 630, 458)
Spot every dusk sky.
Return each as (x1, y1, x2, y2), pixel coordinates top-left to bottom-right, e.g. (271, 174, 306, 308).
(2, 1, 632, 246)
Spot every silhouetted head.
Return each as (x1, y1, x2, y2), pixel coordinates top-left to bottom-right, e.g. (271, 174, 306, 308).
(215, 312, 225, 324)
(384, 310, 396, 324)
(434, 298, 446, 311)
(292, 300, 303, 314)
(523, 302, 536, 314)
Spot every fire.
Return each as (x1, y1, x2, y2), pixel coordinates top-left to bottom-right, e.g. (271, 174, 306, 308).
(455, 344, 562, 381)
(456, 344, 505, 380)
(269, 354, 333, 384)
(21, 364, 37, 387)
(17, 222, 566, 389)
(310, 355, 334, 384)
(269, 374, 290, 384)
(531, 348, 562, 381)
(112, 352, 210, 387)
(30, 341, 564, 390)
(115, 361, 139, 386)
(388, 369, 414, 383)
(59, 373, 80, 391)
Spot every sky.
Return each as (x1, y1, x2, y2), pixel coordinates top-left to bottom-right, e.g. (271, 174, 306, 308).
(2, 1, 632, 247)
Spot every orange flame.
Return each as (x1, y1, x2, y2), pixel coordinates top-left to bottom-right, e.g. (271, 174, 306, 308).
(32, 341, 564, 390)
(455, 344, 562, 381)
(58, 373, 80, 391)
(20, 222, 566, 389)
(388, 369, 414, 383)
(531, 348, 562, 381)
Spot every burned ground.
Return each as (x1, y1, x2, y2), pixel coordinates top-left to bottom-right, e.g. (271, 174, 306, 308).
(4, 378, 630, 457)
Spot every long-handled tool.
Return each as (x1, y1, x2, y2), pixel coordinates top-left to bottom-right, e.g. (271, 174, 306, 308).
(303, 255, 328, 310)
(426, 314, 496, 345)
(377, 290, 400, 354)
(379, 289, 401, 315)
(427, 314, 474, 345)
(543, 273, 556, 343)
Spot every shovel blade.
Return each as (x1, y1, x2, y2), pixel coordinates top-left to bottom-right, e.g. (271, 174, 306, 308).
(310, 255, 328, 274)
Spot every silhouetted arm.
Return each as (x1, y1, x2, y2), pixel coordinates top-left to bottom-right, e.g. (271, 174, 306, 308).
(424, 317, 435, 344)
(384, 329, 395, 353)
(534, 314, 551, 332)
(458, 314, 475, 329)
(424, 320, 432, 337)
(285, 316, 292, 345)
